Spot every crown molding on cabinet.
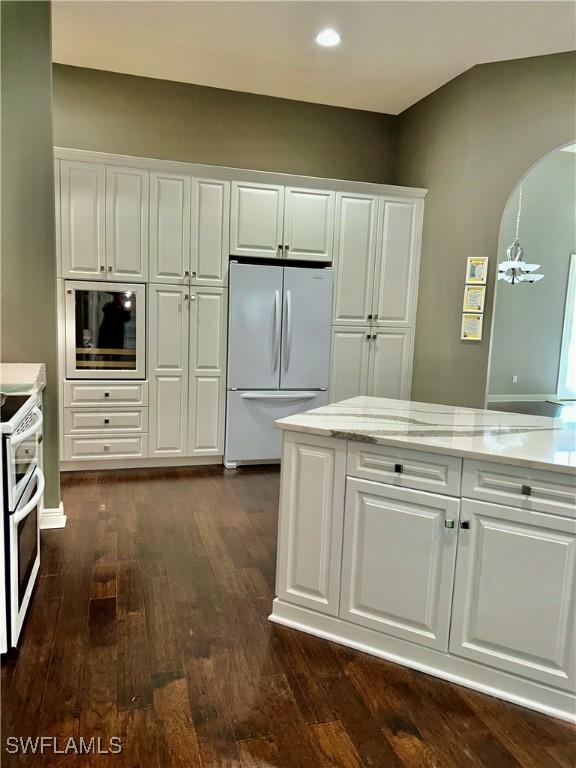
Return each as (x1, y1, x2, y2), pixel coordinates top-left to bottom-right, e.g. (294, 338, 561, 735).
(54, 147, 428, 199)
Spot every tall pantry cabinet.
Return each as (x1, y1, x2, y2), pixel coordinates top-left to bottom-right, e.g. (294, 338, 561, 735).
(330, 194, 423, 402)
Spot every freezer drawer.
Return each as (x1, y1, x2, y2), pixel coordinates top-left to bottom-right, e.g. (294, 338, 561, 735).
(225, 390, 328, 464)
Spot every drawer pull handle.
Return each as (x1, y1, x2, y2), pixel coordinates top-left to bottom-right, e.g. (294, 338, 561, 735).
(460, 520, 470, 530)
(104, 392, 110, 398)
(444, 519, 455, 529)
(394, 463, 404, 474)
(521, 484, 532, 496)
(104, 419, 110, 425)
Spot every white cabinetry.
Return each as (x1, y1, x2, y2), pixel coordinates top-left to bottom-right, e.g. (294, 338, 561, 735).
(230, 181, 335, 262)
(341, 479, 460, 650)
(330, 327, 413, 401)
(148, 285, 189, 456)
(106, 166, 149, 281)
(191, 179, 230, 285)
(188, 287, 226, 454)
(149, 171, 191, 284)
(450, 498, 576, 691)
(60, 160, 106, 279)
(276, 432, 346, 615)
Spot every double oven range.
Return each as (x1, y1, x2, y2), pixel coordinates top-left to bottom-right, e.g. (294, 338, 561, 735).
(1, 392, 44, 653)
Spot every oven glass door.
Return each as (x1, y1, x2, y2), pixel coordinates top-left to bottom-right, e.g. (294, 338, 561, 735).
(65, 281, 146, 379)
(7, 404, 42, 510)
(8, 467, 44, 647)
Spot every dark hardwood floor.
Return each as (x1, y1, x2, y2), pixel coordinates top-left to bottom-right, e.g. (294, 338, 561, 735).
(2, 467, 575, 767)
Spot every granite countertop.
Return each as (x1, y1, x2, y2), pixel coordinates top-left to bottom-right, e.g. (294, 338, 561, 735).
(276, 396, 576, 473)
(0, 363, 46, 394)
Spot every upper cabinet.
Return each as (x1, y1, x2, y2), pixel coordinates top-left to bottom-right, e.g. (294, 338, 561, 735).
(191, 179, 230, 285)
(230, 182, 285, 258)
(332, 193, 378, 325)
(60, 160, 106, 279)
(149, 171, 191, 284)
(373, 198, 422, 326)
(283, 187, 335, 261)
(331, 194, 423, 328)
(230, 181, 335, 262)
(106, 166, 149, 281)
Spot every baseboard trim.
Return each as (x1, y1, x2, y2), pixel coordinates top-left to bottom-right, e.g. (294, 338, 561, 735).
(269, 599, 576, 724)
(60, 455, 223, 472)
(40, 501, 67, 530)
(487, 394, 557, 403)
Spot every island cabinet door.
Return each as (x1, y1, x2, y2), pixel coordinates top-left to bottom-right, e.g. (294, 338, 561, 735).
(449, 499, 576, 691)
(276, 432, 347, 616)
(340, 478, 460, 651)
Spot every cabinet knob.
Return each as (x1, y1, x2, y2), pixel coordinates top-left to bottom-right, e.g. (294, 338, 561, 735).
(444, 519, 455, 529)
(191, 271, 197, 277)
(104, 418, 110, 424)
(103, 444, 110, 451)
(521, 484, 532, 496)
(104, 392, 110, 397)
(366, 333, 371, 340)
(368, 314, 373, 320)
(99, 265, 105, 272)
(371, 334, 377, 340)
(284, 245, 290, 256)
(107, 266, 112, 271)
(460, 520, 471, 530)
(374, 313, 379, 320)
(394, 463, 404, 474)
(184, 270, 190, 277)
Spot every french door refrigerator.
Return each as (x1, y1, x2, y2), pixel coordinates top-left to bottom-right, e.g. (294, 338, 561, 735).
(225, 262, 333, 467)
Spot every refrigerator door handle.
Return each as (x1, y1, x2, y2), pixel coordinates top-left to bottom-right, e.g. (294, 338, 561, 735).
(284, 289, 293, 371)
(240, 392, 317, 401)
(273, 290, 281, 371)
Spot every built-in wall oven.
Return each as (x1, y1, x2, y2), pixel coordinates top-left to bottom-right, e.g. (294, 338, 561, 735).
(64, 281, 146, 379)
(1, 393, 45, 651)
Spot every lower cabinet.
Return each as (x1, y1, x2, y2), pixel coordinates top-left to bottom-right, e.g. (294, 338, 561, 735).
(450, 498, 576, 691)
(148, 283, 226, 459)
(340, 478, 460, 650)
(329, 325, 413, 402)
(276, 432, 347, 615)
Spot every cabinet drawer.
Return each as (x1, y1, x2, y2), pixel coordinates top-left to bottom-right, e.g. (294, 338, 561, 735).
(64, 381, 148, 407)
(63, 434, 148, 461)
(347, 443, 462, 497)
(462, 460, 576, 518)
(64, 407, 148, 434)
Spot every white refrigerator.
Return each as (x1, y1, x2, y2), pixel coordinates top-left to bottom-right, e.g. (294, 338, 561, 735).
(225, 262, 333, 467)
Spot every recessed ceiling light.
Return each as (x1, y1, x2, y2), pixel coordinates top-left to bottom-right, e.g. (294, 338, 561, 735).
(315, 28, 341, 47)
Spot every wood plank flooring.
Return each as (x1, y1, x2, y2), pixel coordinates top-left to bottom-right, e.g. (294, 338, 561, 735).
(2, 466, 574, 767)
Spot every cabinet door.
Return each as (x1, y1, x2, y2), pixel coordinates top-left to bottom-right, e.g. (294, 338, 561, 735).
(450, 499, 576, 690)
(367, 328, 413, 400)
(329, 326, 370, 402)
(106, 166, 149, 281)
(450, 499, 576, 691)
(188, 287, 226, 455)
(148, 285, 189, 456)
(341, 478, 460, 650)
(149, 171, 191, 283)
(230, 182, 284, 258)
(276, 432, 347, 615)
(283, 187, 335, 262)
(373, 198, 422, 326)
(191, 179, 230, 285)
(60, 160, 106, 279)
(332, 193, 378, 325)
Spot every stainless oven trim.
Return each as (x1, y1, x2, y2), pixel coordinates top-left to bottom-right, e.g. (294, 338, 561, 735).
(8, 466, 43, 647)
(64, 280, 147, 380)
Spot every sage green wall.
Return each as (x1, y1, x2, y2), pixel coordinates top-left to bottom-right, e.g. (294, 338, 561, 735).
(52, 64, 397, 183)
(397, 51, 576, 408)
(1, 1, 59, 506)
(489, 150, 576, 397)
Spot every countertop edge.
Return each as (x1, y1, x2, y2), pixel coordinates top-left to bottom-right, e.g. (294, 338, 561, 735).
(276, 421, 576, 475)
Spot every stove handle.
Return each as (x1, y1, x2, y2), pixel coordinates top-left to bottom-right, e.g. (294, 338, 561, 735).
(13, 469, 44, 525)
(11, 407, 43, 447)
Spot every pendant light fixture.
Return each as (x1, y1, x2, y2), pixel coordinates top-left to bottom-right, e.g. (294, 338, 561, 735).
(498, 185, 544, 285)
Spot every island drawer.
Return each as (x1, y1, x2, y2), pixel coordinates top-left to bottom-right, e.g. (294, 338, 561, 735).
(347, 444, 462, 497)
(462, 460, 576, 518)
(63, 434, 148, 461)
(64, 381, 148, 407)
(64, 407, 148, 434)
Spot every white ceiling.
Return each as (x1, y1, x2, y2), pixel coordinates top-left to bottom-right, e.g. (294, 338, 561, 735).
(52, 1, 576, 114)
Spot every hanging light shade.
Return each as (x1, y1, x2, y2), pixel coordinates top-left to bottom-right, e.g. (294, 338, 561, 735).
(498, 185, 545, 285)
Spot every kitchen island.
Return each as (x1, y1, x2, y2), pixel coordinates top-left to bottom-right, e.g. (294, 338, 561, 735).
(270, 397, 576, 722)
